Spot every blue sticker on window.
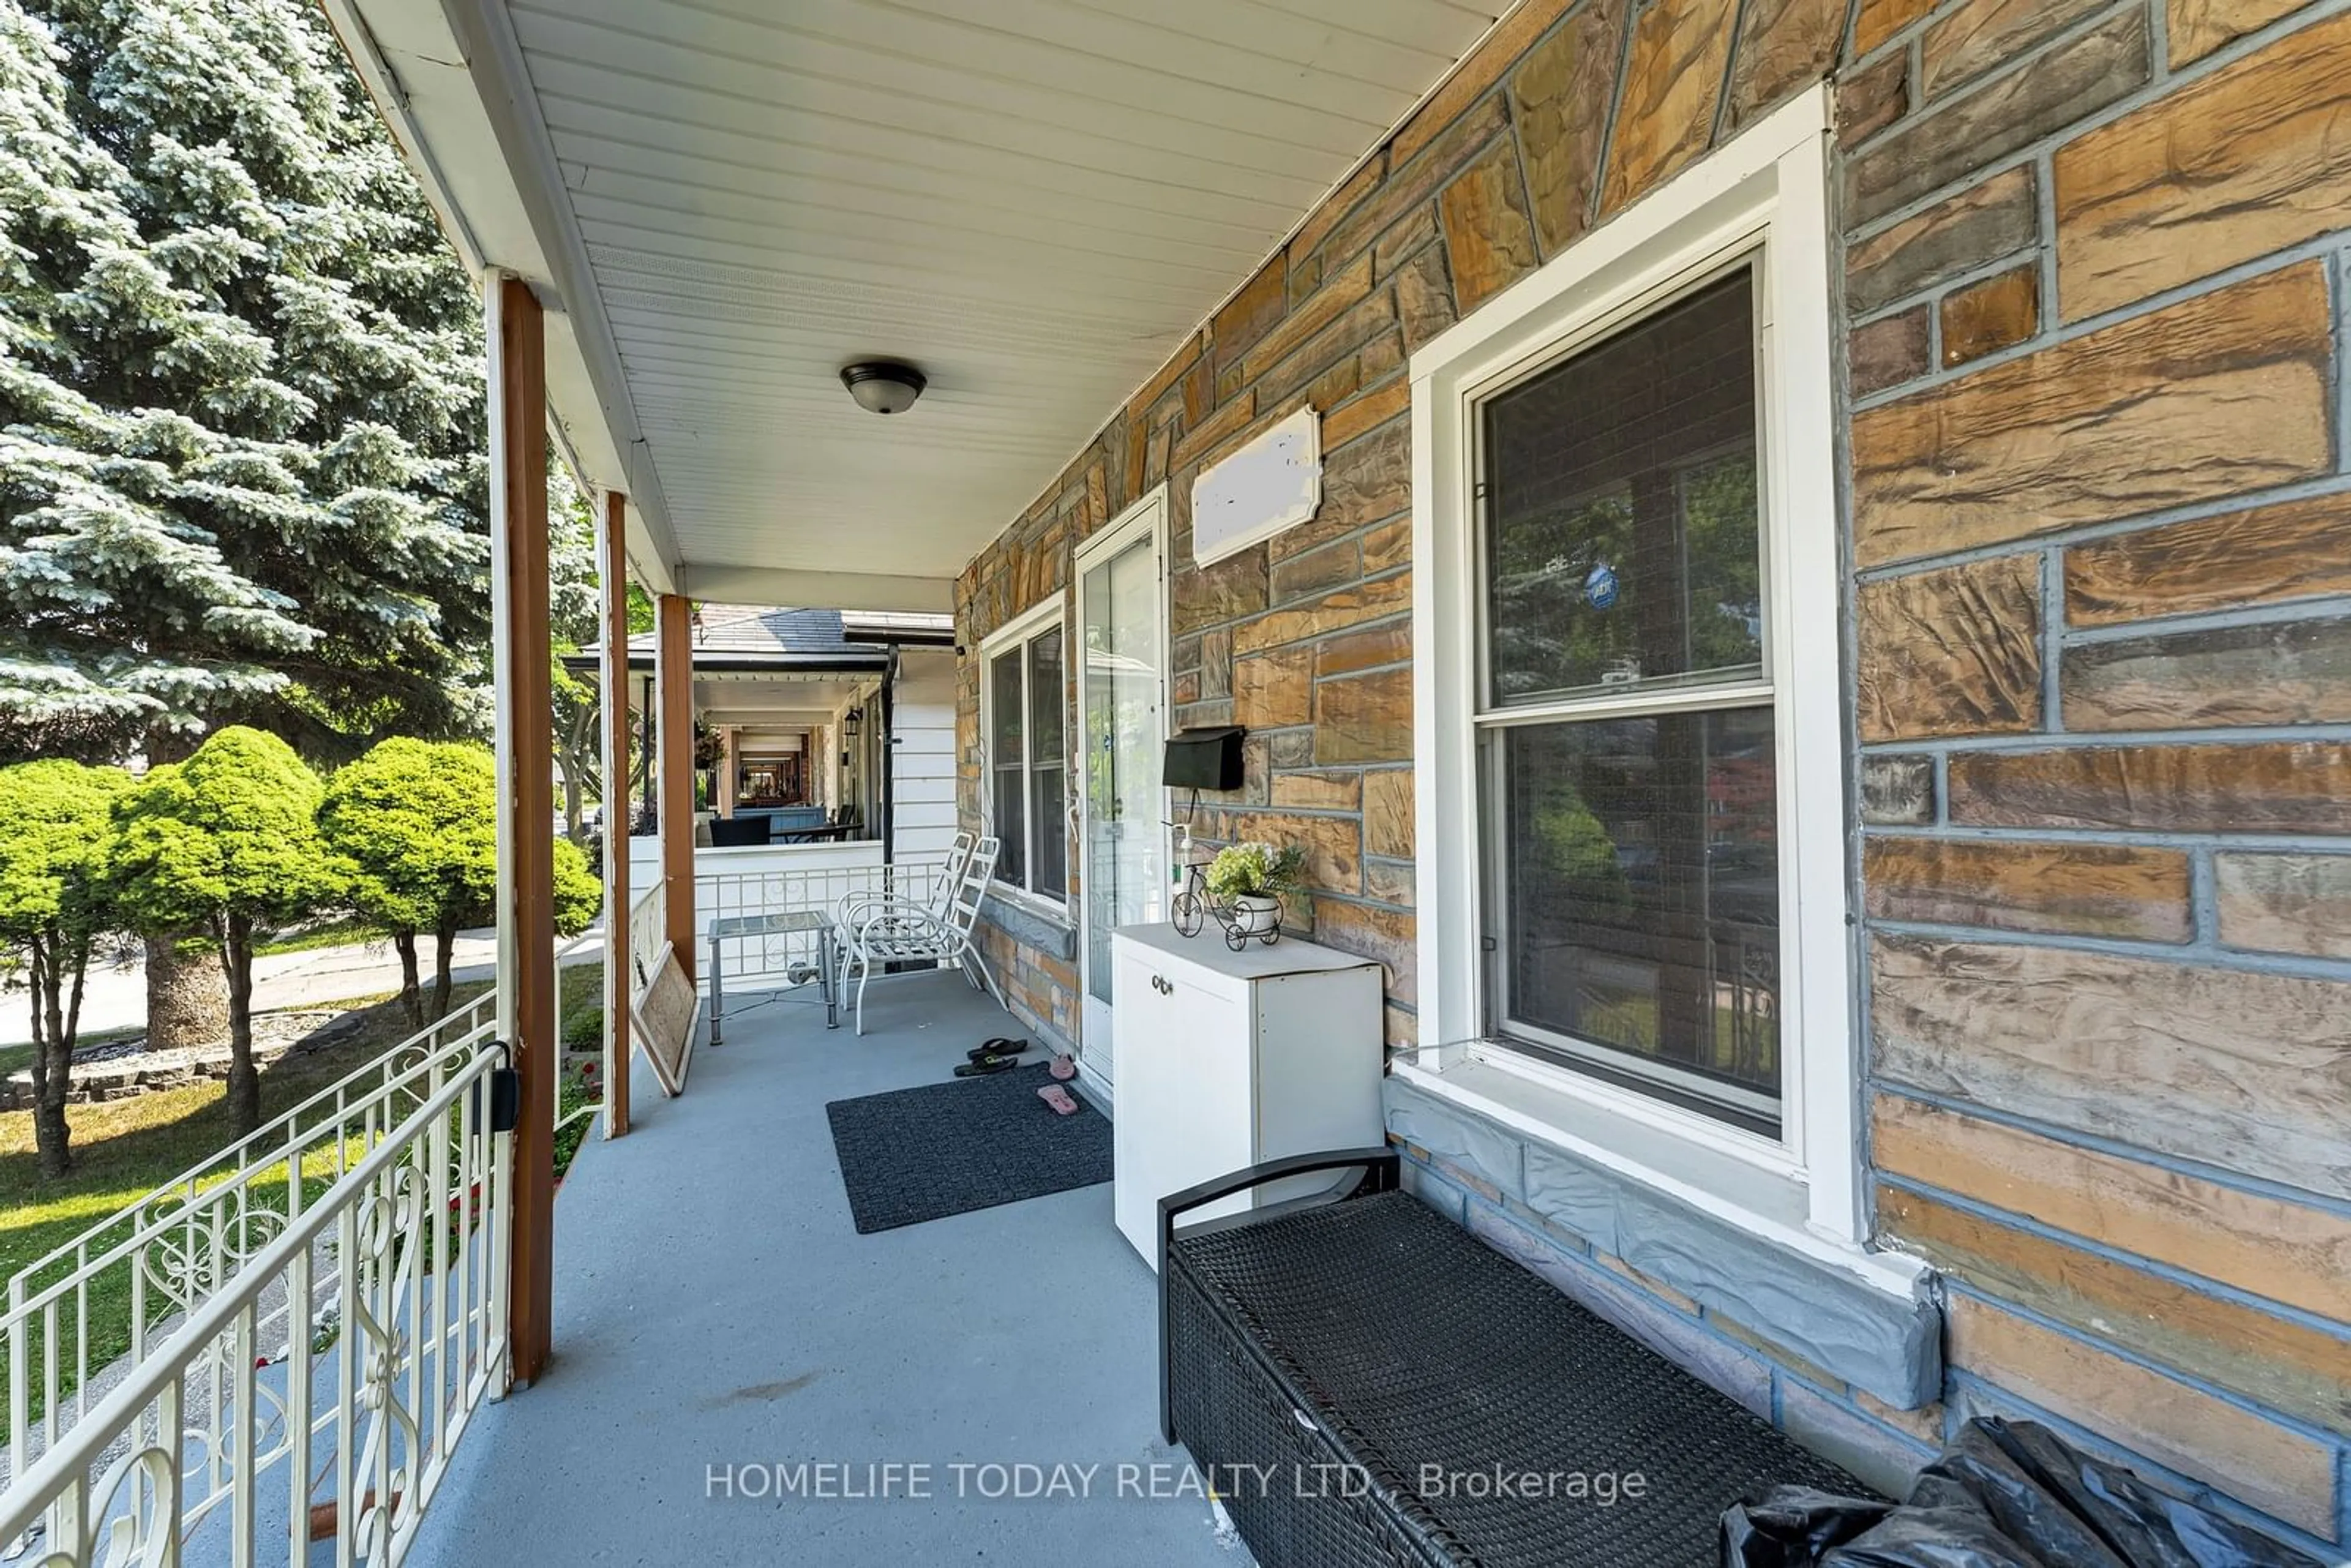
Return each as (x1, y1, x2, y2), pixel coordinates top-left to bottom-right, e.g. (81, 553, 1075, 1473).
(1584, 563, 1619, 610)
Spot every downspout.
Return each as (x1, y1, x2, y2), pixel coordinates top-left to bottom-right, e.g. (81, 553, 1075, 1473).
(879, 648, 899, 867)
(638, 673, 654, 830)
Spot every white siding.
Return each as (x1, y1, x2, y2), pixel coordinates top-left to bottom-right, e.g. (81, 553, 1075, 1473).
(891, 647, 960, 860)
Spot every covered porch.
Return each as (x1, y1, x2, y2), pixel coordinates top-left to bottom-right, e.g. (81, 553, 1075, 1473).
(370, 0, 2351, 1537)
(8, 0, 2350, 1561)
(404, 971, 1230, 1568)
(318, 0, 1535, 1452)
(569, 602, 960, 858)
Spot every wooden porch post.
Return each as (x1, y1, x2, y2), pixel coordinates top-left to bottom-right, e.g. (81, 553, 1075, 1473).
(656, 592, 697, 978)
(599, 489, 631, 1139)
(487, 273, 555, 1385)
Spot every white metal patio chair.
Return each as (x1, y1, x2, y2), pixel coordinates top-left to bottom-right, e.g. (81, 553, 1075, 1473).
(834, 833, 1005, 1035)
(830, 831, 973, 961)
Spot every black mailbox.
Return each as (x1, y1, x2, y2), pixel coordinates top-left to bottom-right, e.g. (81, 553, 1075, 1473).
(1163, 726, 1246, 792)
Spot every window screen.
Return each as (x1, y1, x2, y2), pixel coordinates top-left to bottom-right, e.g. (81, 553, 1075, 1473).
(987, 625, 1067, 900)
(1475, 268, 1779, 1131)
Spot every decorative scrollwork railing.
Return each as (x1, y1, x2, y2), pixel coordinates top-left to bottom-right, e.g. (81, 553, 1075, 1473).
(3, 992, 496, 1529)
(0, 1032, 511, 1567)
(625, 881, 666, 997)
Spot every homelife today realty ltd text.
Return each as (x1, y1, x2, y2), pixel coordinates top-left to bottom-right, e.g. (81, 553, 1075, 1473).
(706, 1461, 1651, 1505)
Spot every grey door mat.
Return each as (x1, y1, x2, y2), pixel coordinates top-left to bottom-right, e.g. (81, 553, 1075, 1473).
(825, 1062, 1113, 1234)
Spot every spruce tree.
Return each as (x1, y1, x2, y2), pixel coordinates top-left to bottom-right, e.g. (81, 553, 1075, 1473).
(0, 1, 314, 757)
(5, 0, 495, 1052)
(1, 0, 490, 762)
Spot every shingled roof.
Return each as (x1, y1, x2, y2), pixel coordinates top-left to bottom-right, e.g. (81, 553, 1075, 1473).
(565, 605, 952, 675)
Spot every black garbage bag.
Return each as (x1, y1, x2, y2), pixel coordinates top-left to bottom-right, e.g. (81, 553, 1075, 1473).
(1722, 1417, 2325, 1568)
(1720, 1487, 1896, 1567)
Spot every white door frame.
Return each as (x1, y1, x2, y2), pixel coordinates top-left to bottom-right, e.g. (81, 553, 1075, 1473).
(1072, 485, 1171, 1106)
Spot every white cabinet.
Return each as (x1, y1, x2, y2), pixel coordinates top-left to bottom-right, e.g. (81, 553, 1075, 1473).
(1110, 923, 1385, 1267)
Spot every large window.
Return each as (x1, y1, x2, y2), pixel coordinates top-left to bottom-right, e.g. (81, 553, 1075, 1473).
(984, 615, 1067, 901)
(1411, 89, 1856, 1240)
(1479, 268, 1780, 1133)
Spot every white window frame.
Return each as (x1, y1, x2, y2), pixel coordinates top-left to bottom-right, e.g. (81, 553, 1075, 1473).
(1406, 87, 1863, 1247)
(978, 598, 1068, 909)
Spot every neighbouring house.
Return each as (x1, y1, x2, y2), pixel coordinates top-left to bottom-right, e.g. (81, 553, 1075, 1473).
(564, 603, 958, 866)
(26, 0, 2344, 1558)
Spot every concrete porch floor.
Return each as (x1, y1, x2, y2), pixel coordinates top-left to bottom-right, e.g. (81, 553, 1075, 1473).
(405, 968, 1247, 1568)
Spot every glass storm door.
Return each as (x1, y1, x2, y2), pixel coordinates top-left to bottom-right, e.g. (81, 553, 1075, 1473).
(1077, 498, 1168, 1090)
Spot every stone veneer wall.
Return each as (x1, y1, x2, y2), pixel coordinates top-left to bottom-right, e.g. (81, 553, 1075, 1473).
(955, 0, 2351, 1548)
(957, 0, 1862, 1051)
(1842, 0, 2351, 1550)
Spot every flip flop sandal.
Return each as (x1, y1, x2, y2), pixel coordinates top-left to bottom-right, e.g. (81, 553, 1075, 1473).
(1037, 1084, 1079, 1116)
(952, 1052, 1022, 1078)
(1048, 1054, 1077, 1082)
(965, 1037, 1029, 1062)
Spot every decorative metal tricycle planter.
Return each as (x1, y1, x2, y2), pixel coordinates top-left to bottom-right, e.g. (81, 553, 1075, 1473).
(1169, 829, 1286, 950)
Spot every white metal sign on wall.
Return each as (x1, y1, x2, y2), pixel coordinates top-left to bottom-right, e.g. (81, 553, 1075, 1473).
(1190, 405, 1322, 566)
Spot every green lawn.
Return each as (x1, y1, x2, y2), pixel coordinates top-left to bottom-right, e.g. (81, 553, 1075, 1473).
(555, 958, 606, 1053)
(0, 983, 500, 1441)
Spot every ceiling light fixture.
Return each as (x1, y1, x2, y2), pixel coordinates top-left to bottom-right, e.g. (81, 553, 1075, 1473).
(839, 361, 926, 415)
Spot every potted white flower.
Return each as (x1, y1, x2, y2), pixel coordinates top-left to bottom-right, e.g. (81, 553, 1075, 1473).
(1205, 841, 1305, 938)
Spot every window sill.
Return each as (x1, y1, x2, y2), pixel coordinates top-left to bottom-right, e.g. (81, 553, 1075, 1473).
(978, 886, 1075, 962)
(1386, 1055, 1940, 1408)
(1475, 1036, 1799, 1177)
(1390, 1052, 1924, 1301)
(984, 880, 1068, 923)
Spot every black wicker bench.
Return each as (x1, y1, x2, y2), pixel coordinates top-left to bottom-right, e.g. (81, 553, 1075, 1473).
(1158, 1150, 1869, 1568)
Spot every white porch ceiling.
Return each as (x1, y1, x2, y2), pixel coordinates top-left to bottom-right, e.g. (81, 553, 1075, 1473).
(332, 0, 1504, 610)
(693, 668, 877, 726)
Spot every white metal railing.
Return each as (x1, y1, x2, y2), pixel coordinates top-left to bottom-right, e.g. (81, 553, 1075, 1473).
(697, 852, 955, 995)
(0, 1029, 511, 1566)
(3, 992, 495, 1523)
